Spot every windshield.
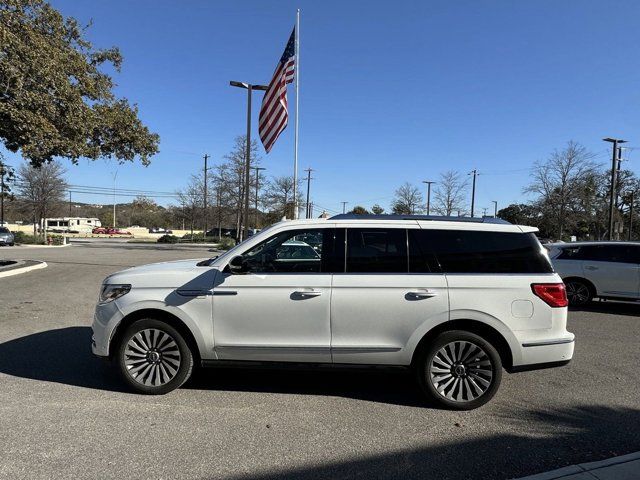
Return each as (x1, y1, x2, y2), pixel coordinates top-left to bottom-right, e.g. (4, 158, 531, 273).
(0, 227, 9, 233)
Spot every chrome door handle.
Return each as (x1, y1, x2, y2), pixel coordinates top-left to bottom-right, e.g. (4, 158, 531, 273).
(585, 265, 599, 271)
(293, 289, 322, 297)
(407, 290, 438, 299)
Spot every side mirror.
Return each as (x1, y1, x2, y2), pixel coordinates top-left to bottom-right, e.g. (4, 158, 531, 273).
(228, 255, 247, 274)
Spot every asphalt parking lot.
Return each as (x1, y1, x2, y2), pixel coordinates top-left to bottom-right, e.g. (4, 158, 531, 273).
(1, 243, 639, 480)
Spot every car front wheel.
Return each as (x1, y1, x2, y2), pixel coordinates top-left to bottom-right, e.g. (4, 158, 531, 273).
(417, 330, 502, 410)
(117, 319, 194, 394)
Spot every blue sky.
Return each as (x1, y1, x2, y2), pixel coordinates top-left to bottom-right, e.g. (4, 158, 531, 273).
(3, 0, 640, 215)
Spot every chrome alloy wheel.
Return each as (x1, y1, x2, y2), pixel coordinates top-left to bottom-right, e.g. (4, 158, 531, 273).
(565, 281, 590, 305)
(124, 328, 182, 386)
(429, 341, 493, 403)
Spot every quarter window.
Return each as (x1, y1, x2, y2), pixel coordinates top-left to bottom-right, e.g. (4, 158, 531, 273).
(346, 228, 408, 273)
(416, 230, 553, 274)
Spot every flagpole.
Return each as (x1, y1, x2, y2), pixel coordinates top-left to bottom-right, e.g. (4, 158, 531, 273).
(293, 9, 300, 219)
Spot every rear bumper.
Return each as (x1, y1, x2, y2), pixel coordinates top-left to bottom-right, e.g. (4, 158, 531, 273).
(508, 359, 571, 373)
(512, 335, 575, 369)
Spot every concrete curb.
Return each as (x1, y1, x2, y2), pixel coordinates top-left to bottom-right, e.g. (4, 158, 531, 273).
(514, 451, 640, 479)
(0, 260, 47, 278)
(17, 243, 72, 248)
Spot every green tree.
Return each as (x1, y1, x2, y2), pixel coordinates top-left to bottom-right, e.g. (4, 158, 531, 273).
(0, 0, 159, 166)
(371, 204, 385, 214)
(350, 205, 369, 215)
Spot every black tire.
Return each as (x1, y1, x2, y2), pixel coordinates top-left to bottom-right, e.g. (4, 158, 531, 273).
(564, 279, 593, 306)
(416, 330, 502, 410)
(116, 318, 194, 395)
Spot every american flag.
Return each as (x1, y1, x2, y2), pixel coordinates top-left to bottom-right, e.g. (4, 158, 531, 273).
(259, 28, 295, 153)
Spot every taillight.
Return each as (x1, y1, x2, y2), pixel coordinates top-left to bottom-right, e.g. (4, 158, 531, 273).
(531, 283, 568, 307)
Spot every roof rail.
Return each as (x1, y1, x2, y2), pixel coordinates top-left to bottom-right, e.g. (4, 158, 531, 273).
(329, 213, 512, 225)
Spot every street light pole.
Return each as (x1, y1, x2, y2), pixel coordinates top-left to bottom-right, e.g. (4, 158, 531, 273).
(203, 154, 209, 237)
(341, 201, 348, 214)
(603, 138, 627, 240)
(422, 181, 435, 215)
(230, 81, 268, 241)
(492, 200, 498, 217)
(252, 166, 266, 230)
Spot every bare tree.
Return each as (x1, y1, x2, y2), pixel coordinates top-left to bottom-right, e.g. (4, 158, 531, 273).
(525, 141, 598, 239)
(391, 182, 423, 214)
(175, 174, 203, 235)
(16, 161, 67, 236)
(214, 136, 262, 238)
(432, 171, 468, 216)
(263, 176, 301, 220)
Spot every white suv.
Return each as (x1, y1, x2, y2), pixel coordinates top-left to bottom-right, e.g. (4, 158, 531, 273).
(92, 215, 574, 410)
(548, 241, 640, 306)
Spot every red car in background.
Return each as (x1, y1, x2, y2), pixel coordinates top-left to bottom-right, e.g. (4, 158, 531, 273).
(92, 227, 132, 235)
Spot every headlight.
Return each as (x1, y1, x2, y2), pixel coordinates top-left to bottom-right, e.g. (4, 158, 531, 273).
(99, 284, 131, 303)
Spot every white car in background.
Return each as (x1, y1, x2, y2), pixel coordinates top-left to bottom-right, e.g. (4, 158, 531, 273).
(548, 241, 640, 305)
(92, 215, 574, 410)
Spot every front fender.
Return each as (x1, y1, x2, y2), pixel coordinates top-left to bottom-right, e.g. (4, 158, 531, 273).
(112, 298, 213, 360)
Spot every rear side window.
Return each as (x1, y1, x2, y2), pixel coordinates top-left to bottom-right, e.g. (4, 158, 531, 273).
(414, 230, 553, 274)
(346, 228, 407, 273)
(570, 244, 640, 264)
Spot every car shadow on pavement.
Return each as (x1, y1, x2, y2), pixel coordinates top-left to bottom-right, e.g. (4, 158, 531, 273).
(0, 326, 425, 406)
(218, 404, 640, 480)
(0, 326, 128, 392)
(571, 300, 640, 317)
(187, 366, 426, 408)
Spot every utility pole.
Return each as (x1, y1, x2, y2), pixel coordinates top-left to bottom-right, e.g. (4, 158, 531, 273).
(629, 191, 635, 241)
(304, 168, 314, 219)
(69, 191, 72, 217)
(252, 166, 266, 230)
(422, 181, 435, 215)
(203, 154, 209, 237)
(603, 138, 627, 240)
(492, 200, 498, 217)
(341, 201, 348, 214)
(469, 169, 478, 217)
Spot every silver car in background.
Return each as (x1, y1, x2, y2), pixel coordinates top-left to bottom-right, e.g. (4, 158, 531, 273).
(0, 227, 14, 246)
(548, 241, 640, 305)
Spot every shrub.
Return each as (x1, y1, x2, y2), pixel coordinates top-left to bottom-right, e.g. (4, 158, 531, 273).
(13, 231, 41, 244)
(218, 237, 236, 250)
(157, 234, 179, 244)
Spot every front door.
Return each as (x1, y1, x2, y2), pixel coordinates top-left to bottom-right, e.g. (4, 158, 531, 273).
(212, 227, 335, 362)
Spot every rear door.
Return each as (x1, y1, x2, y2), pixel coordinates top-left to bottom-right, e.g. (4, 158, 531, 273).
(580, 244, 640, 298)
(330, 226, 449, 365)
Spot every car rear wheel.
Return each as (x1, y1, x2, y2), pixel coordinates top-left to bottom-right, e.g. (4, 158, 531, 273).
(416, 330, 502, 410)
(564, 279, 593, 306)
(117, 319, 193, 394)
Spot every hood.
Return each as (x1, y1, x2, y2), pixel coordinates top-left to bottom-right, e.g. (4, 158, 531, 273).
(105, 258, 216, 288)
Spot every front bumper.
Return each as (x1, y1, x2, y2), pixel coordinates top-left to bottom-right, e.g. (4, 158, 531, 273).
(91, 300, 124, 358)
